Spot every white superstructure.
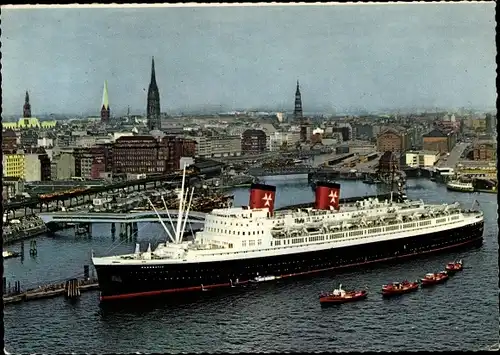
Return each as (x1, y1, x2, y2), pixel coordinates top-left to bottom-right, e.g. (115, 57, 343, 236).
(92, 167, 483, 267)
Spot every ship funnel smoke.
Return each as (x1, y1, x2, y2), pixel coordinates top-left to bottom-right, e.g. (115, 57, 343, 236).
(315, 182, 341, 210)
(249, 183, 277, 215)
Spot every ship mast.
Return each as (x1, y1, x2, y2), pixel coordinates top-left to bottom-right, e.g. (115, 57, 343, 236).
(147, 197, 175, 243)
(179, 187, 195, 241)
(175, 164, 187, 244)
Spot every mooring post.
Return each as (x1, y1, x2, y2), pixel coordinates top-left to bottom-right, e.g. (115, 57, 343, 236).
(3, 277, 6, 294)
(84, 265, 89, 280)
(111, 223, 116, 238)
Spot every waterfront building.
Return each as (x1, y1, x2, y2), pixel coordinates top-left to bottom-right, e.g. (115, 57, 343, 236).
(376, 128, 410, 153)
(147, 57, 161, 131)
(405, 150, 440, 168)
(471, 139, 496, 161)
(422, 128, 456, 153)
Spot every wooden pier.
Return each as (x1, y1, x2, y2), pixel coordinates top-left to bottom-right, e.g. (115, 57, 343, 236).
(3, 278, 99, 305)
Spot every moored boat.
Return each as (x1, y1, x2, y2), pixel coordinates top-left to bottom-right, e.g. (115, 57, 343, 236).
(382, 280, 419, 296)
(446, 180, 474, 193)
(319, 284, 367, 304)
(445, 259, 463, 273)
(420, 271, 449, 286)
(2, 250, 20, 259)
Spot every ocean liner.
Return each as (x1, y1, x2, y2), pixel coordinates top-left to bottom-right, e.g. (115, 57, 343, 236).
(92, 167, 484, 301)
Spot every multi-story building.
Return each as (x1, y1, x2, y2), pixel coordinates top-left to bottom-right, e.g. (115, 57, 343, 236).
(472, 140, 496, 161)
(422, 128, 456, 153)
(241, 129, 267, 154)
(2, 152, 25, 179)
(20, 129, 39, 148)
(112, 135, 195, 174)
(331, 122, 352, 141)
(51, 152, 76, 180)
(376, 128, 410, 153)
(209, 136, 241, 157)
(2, 129, 19, 152)
(24, 151, 42, 182)
(192, 135, 241, 157)
(404, 150, 440, 168)
(73, 147, 94, 178)
(37, 137, 54, 148)
(91, 156, 106, 179)
(267, 132, 300, 152)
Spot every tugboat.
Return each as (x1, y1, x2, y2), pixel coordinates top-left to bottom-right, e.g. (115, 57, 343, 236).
(381, 280, 419, 297)
(319, 284, 368, 305)
(445, 260, 464, 274)
(420, 271, 449, 286)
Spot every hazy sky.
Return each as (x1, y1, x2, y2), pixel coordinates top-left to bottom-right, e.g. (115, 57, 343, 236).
(2, 3, 496, 116)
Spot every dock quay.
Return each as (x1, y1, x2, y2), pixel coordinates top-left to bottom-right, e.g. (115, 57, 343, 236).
(3, 278, 100, 305)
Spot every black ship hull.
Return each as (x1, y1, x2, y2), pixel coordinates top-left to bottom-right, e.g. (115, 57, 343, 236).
(95, 220, 483, 301)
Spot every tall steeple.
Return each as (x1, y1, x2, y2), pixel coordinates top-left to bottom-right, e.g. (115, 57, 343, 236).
(23, 91, 31, 118)
(100, 80, 110, 124)
(293, 80, 303, 121)
(147, 56, 161, 131)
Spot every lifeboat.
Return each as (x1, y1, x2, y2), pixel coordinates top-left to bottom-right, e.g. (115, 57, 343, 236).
(420, 271, 449, 286)
(381, 280, 419, 296)
(319, 284, 368, 305)
(445, 259, 463, 274)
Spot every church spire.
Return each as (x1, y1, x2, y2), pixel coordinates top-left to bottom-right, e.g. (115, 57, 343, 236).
(100, 80, 110, 123)
(147, 56, 161, 131)
(23, 90, 31, 118)
(151, 56, 157, 85)
(101, 80, 109, 110)
(293, 80, 303, 120)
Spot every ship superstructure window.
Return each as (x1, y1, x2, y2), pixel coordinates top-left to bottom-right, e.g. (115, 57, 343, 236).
(257, 239, 262, 246)
(419, 221, 431, 226)
(436, 218, 446, 224)
(249, 240, 255, 247)
(275, 240, 281, 246)
(242, 241, 246, 247)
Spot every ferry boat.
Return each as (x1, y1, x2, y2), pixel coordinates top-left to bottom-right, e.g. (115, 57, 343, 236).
(446, 180, 474, 193)
(92, 167, 484, 302)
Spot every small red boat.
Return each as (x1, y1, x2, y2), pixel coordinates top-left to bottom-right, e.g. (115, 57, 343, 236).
(420, 271, 449, 286)
(382, 280, 419, 296)
(319, 284, 368, 305)
(445, 259, 463, 274)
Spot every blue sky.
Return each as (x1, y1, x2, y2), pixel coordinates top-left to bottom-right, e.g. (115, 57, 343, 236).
(1, 3, 496, 116)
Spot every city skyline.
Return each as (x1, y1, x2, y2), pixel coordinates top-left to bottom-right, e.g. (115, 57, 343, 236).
(1, 3, 497, 117)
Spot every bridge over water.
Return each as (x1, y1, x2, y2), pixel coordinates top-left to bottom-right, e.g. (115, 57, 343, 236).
(39, 210, 206, 225)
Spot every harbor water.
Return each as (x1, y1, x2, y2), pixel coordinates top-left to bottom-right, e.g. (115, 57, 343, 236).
(3, 177, 499, 353)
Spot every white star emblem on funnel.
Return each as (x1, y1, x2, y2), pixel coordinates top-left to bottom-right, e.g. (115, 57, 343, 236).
(329, 190, 338, 204)
(262, 193, 273, 207)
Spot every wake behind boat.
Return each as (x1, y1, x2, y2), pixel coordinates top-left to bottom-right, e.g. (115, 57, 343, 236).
(92, 166, 484, 302)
